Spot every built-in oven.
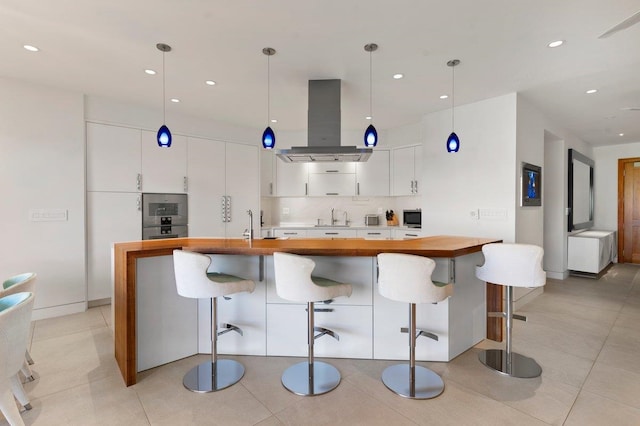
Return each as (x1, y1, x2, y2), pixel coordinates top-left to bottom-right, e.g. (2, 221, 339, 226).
(142, 193, 188, 240)
(402, 209, 422, 229)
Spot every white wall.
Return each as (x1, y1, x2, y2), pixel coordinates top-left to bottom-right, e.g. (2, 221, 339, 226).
(420, 93, 518, 242)
(593, 142, 640, 231)
(0, 78, 86, 318)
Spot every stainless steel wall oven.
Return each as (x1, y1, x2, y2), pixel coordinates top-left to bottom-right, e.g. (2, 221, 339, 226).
(142, 193, 188, 239)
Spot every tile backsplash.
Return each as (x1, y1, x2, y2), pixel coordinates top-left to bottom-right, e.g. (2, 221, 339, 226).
(261, 196, 422, 227)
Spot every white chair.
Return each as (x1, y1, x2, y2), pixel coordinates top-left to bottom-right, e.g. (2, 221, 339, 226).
(173, 250, 255, 393)
(0, 292, 35, 426)
(1, 273, 37, 382)
(273, 252, 352, 396)
(377, 253, 453, 399)
(475, 243, 546, 378)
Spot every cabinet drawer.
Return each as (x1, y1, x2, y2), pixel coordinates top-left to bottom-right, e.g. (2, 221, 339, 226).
(267, 304, 373, 359)
(356, 229, 391, 239)
(307, 229, 357, 238)
(308, 163, 356, 174)
(274, 229, 307, 238)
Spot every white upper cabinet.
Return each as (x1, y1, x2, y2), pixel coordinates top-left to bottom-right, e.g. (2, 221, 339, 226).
(307, 163, 356, 174)
(260, 150, 277, 196)
(187, 137, 226, 237)
(392, 145, 423, 196)
(276, 161, 309, 196)
(356, 150, 390, 196)
(308, 172, 356, 196)
(86, 122, 141, 192)
(141, 130, 188, 193)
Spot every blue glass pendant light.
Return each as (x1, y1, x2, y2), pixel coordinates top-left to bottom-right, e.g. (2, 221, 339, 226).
(156, 43, 172, 148)
(261, 47, 277, 149)
(363, 43, 378, 147)
(446, 59, 461, 153)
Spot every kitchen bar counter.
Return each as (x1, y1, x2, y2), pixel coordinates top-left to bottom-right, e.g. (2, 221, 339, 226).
(114, 235, 500, 386)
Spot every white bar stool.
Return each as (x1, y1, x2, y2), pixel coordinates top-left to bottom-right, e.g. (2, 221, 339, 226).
(273, 252, 353, 396)
(475, 243, 546, 378)
(377, 253, 453, 399)
(173, 250, 256, 393)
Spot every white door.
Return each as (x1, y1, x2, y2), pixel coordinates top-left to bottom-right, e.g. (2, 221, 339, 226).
(187, 137, 226, 237)
(356, 150, 390, 196)
(392, 146, 416, 196)
(86, 123, 141, 192)
(141, 130, 188, 194)
(225, 143, 260, 238)
(87, 192, 141, 301)
(276, 162, 308, 196)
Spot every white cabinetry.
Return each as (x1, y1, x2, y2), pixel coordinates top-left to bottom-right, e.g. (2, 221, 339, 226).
(187, 138, 259, 238)
(141, 130, 187, 194)
(274, 229, 307, 238)
(306, 228, 357, 238)
(356, 229, 391, 239)
(568, 230, 617, 274)
(260, 150, 277, 196)
(393, 229, 424, 239)
(86, 123, 141, 192)
(276, 162, 308, 196)
(265, 256, 373, 359)
(308, 163, 356, 196)
(87, 192, 141, 301)
(356, 150, 390, 196)
(392, 145, 423, 196)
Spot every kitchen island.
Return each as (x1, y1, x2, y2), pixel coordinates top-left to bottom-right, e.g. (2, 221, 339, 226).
(113, 236, 500, 386)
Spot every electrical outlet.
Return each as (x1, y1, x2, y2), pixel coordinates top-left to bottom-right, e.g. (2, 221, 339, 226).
(377, 207, 383, 214)
(282, 207, 290, 215)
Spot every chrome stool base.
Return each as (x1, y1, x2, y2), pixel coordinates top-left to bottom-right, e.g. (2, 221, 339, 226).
(382, 364, 444, 399)
(281, 361, 341, 396)
(479, 349, 542, 378)
(183, 359, 245, 393)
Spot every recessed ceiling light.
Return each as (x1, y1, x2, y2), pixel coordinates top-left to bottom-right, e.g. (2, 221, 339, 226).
(23, 45, 39, 52)
(365, 116, 372, 120)
(205, 80, 216, 86)
(270, 119, 277, 123)
(547, 40, 564, 48)
(144, 69, 156, 75)
(619, 133, 625, 136)
(440, 95, 449, 99)
(393, 73, 404, 79)
(586, 89, 598, 94)
(170, 98, 180, 103)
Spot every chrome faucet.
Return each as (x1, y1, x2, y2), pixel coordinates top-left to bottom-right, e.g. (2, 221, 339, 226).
(331, 208, 337, 225)
(343, 210, 349, 226)
(243, 209, 254, 240)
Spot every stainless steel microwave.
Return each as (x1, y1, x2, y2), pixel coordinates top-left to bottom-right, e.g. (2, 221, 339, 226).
(402, 209, 422, 228)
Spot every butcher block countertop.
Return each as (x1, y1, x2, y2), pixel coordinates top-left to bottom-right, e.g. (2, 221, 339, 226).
(113, 235, 500, 385)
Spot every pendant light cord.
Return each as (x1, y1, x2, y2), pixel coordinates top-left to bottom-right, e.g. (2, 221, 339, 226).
(451, 64, 455, 131)
(369, 49, 373, 120)
(162, 51, 166, 124)
(267, 53, 271, 125)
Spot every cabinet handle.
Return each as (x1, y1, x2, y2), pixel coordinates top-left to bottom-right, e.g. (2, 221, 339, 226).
(269, 182, 273, 195)
(410, 180, 414, 193)
(368, 232, 381, 235)
(221, 196, 231, 222)
(226, 196, 231, 222)
(183, 176, 188, 192)
(326, 192, 338, 196)
(325, 232, 339, 235)
(326, 170, 339, 173)
(283, 232, 297, 235)
(136, 195, 141, 211)
(136, 174, 142, 191)
(406, 233, 418, 237)
(414, 180, 418, 194)
(305, 183, 308, 196)
(357, 182, 360, 195)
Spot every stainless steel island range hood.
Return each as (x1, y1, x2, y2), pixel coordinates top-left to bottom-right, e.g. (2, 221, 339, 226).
(276, 79, 372, 163)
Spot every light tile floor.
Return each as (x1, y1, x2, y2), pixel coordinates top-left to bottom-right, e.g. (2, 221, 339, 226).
(3, 263, 640, 425)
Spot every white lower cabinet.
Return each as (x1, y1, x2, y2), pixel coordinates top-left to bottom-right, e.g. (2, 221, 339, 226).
(267, 304, 372, 358)
(274, 229, 307, 238)
(306, 228, 357, 238)
(198, 255, 266, 356)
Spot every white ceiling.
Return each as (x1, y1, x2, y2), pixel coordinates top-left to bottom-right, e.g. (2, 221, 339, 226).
(1, 0, 639, 147)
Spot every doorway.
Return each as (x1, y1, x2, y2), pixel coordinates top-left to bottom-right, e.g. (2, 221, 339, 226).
(618, 157, 640, 263)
